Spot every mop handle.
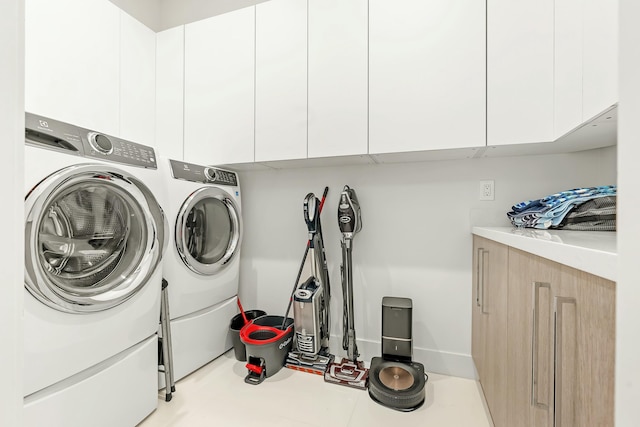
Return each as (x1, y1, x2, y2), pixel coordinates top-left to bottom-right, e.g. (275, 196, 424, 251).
(281, 186, 329, 330)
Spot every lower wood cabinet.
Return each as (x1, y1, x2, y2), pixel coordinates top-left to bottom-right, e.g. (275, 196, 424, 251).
(472, 236, 508, 427)
(472, 238, 615, 427)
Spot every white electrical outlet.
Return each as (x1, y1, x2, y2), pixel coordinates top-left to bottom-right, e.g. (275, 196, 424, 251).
(479, 180, 495, 201)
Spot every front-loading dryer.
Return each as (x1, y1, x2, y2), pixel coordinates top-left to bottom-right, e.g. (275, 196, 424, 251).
(160, 158, 242, 382)
(23, 113, 167, 427)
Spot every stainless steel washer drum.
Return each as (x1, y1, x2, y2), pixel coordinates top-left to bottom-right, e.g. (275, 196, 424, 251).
(25, 164, 163, 313)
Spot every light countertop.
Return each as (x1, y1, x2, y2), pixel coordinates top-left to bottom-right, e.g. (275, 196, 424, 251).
(472, 226, 617, 282)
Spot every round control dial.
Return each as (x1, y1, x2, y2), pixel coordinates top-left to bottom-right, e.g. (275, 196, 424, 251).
(88, 132, 113, 155)
(204, 167, 216, 181)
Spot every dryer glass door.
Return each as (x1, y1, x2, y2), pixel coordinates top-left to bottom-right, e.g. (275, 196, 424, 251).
(176, 187, 242, 275)
(25, 165, 162, 313)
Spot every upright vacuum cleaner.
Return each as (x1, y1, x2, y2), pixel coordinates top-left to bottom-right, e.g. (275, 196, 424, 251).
(285, 189, 335, 375)
(324, 185, 369, 390)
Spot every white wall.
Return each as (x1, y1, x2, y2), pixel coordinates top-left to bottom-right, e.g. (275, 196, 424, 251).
(237, 146, 617, 378)
(616, 0, 640, 424)
(0, 0, 24, 424)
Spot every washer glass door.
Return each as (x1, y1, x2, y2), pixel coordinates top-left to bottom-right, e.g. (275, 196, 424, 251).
(24, 164, 162, 313)
(176, 187, 242, 275)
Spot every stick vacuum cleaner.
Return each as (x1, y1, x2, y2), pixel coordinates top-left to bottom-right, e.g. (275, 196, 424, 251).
(324, 185, 369, 390)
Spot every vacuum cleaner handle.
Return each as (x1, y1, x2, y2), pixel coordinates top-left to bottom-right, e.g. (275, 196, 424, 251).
(303, 193, 319, 246)
(338, 185, 362, 241)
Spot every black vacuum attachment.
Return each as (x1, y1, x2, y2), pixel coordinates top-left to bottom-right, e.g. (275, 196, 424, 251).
(368, 297, 427, 411)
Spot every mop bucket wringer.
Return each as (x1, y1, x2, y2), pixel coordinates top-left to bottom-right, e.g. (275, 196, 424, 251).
(240, 315, 294, 385)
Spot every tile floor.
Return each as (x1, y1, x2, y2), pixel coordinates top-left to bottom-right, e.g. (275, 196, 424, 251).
(138, 351, 493, 427)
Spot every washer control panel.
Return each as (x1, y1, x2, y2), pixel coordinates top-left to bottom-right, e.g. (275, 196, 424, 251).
(170, 160, 238, 186)
(84, 132, 156, 169)
(25, 113, 157, 169)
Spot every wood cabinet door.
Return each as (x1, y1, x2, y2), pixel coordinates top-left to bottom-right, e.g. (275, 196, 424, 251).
(556, 266, 615, 427)
(473, 237, 508, 427)
(472, 237, 487, 382)
(507, 249, 615, 427)
(507, 249, 559, 427)
(369, 0, 485, 154)
(184, 7, 255, 165)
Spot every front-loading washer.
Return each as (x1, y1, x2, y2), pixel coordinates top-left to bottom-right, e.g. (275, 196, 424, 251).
(23, 113, 168, 427)
(160, 158, 242, 382)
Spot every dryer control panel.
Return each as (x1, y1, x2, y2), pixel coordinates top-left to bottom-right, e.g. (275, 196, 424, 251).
(170, 160, 238, 186)
(25, 113, 157, 169)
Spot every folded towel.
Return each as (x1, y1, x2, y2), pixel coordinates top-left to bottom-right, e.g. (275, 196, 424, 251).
(507, 186, 617, 229)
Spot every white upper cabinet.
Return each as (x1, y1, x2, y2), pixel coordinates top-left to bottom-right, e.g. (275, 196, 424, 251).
(487, 0, 554, 146)
(255, 0, 307, 162)
(155, 26, 185, 161)
(369, 0, 485, 154)
(184, 7, 255, 166)
(555, 0, 618, 139)
(25, 0, 120, 135)
(583, 0, 618, 121)
(120, 12, 156, 147)
(554, 0, 584, 138)
(307, 0, 368, 158)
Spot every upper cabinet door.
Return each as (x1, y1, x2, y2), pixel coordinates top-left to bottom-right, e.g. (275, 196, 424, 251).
(184, 7, 255, 165)
(120, 12, 156, 147)
(554, 0, 584, 138)
(369, 0, 485, 154)
(487, 0, 554, 146)
(255, 0, 307, 162)
(583, 0, 618, 121)
(308, 0, 368, 158)
(25, 0, 120, 135)
(555, 0, 618, 139)
(184, 7, 255, 166)
(156, 26, 185, 161)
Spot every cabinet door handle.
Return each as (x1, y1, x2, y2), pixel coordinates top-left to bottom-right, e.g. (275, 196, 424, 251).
(481, 249, 489, 314)
(531, 281, 551, 409)
(476, 247, 484, 307)
(554, 296, 577, 427)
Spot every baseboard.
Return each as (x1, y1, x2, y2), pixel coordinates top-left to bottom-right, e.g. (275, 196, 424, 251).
(328, 336, 477, 380)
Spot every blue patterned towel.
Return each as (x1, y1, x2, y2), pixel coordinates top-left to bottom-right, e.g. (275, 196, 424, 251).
(507, 185, 617, 229)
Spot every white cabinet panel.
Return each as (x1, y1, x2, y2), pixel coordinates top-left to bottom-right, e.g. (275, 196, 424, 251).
(120, 12, 156, 147)
(308, 0, 368, 158)
(255, 0, 307, 162)
(554, 0, 583, 138)
(583, 0, 618, 120)
(25, 0, 120, 135)
(184, 7, 255, 166)
(487, 0, 554, 145)
(369, 0, 485, 154)
(155, 26, 185, 161)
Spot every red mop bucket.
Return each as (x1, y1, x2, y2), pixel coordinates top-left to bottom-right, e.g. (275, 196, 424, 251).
(240, 315, 294, 384)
